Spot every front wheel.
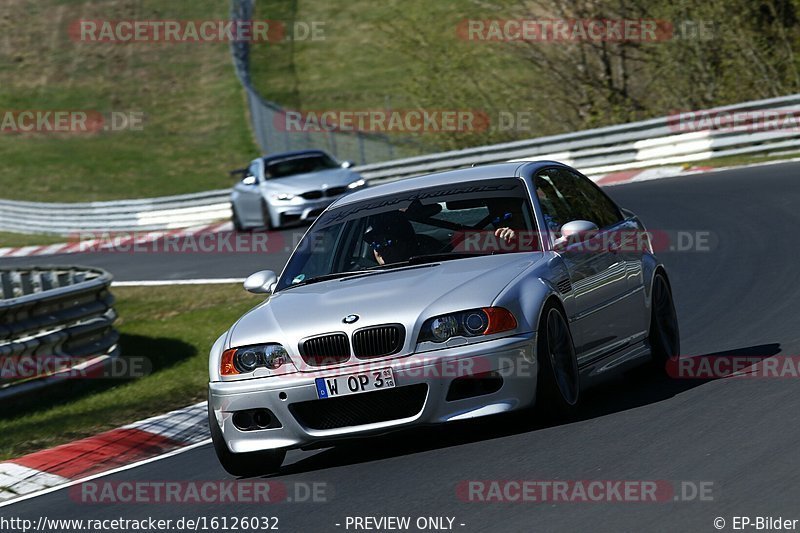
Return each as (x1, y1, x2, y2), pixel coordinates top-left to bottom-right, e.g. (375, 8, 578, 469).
(535, 302, 580, 420)
(648, 272, 680, 373)
(261, 200, 276, 231)
(208, 401, 285, 477)
(232, 207, 245, 232)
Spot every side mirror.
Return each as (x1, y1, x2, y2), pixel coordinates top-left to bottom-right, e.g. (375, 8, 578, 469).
(554, 220, 599, 249)
(242, 175, 257, 186)
(341, 160, 355, 169)
(229, 167, 248, 179)
(244, 270, 277, 294)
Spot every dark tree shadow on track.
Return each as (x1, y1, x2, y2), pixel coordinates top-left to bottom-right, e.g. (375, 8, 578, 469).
(1, 334, 195, 420)
(270, 343, 781, 478)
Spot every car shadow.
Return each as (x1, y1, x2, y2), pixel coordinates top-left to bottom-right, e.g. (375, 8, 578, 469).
(270, 343, 781, 478)
(574, 342, 781, 422)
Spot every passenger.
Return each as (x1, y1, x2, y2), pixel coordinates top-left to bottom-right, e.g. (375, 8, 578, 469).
(486, 198, 525, 245)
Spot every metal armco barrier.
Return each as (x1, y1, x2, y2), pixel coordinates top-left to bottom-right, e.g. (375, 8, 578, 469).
(355, 93, 800, 182)
(0, 266, 118, 399)
(2, 94, 800, 235)
(0, 189, 231, 235)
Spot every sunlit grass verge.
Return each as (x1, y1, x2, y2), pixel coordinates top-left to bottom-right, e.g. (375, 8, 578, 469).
(0, 283, 263, 461)
(0, 232, 72, 248)
(0, 0, 256, 202)
(681, 151, 800, 170)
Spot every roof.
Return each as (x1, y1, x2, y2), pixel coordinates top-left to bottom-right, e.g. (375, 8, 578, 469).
(261, 149, 330, 164)
(333, 160, 569, 207)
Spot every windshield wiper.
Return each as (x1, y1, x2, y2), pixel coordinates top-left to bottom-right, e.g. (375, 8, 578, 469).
(282, 254, 484, 290)
(284, 270, 376, 289)
(375, 252, 486, 269)
(408, 252, 486, 264)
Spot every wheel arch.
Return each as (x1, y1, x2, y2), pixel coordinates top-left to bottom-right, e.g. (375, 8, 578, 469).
(644, 261, 673, 332)
(208, 331, 228, 383)
(497, 274, 564, 334)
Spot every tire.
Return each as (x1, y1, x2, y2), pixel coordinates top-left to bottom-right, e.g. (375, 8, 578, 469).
(535, 301, 580, 420)
(648, 271, 680, 373)
(232, 207, 245, 232)
(261, 200, 275, 231)
(208, 401, 285, 477)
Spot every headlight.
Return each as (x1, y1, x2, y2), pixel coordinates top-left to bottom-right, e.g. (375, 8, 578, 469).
(220, 343, 289, 376)
(431, 316, 458, 341)
(347, 178, 366, 189)
(271, 193, 295, 201)
(418, 307, 517, 344)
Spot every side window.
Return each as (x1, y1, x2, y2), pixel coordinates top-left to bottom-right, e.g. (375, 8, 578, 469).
(247, 161, 261, 183)
(534, 169, 575, 233)
(535, 168, 623, 232)
(560, 169, 623, 228)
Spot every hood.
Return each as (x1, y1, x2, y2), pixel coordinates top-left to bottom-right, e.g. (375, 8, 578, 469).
(260, 168, 361, 195)
(228, 253, 545, 366)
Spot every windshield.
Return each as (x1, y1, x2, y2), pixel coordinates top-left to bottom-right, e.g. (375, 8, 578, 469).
(264, 153, 340, 179)
(275, 177, 539, 291)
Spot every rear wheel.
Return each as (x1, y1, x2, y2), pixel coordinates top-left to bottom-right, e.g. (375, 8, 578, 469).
(535, 302, 580, 419)
(648, 272, 680, 372)
(208, 401, 285, 477)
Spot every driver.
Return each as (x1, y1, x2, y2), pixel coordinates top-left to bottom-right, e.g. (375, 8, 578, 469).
(363, 210, 417, 265)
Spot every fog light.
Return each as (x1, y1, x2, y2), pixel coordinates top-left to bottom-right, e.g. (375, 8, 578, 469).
(252, 410, 272, 428)
(232, 409, 279, 431)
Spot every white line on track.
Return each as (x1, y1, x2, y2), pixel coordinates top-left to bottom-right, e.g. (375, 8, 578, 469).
(113, 278, 246, 287)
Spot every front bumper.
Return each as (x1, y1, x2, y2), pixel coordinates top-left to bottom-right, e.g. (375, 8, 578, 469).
(266, 197, 335, 227)
(208, 333, 536, 453)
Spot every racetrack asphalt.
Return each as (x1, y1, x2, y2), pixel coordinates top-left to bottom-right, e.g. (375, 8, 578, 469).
(4, 162, 800, 531)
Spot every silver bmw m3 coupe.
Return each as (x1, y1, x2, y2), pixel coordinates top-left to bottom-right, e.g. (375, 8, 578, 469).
(208, 160, 679, 476)
(230, 149, 367, 230)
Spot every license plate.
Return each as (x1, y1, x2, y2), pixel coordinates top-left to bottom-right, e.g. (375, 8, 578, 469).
(315, 368, 395, 399)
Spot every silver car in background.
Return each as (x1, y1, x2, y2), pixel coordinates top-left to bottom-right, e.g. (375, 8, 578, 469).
(209, 160, 680, 476)
(230, 149, 367, 230)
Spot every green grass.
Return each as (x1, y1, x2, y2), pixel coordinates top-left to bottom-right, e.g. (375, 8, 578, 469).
(250, 0, 520, 109)
(0, 283, 264, 460)
(0, 232, 71, 247)
(0, 0, 257, 202)
(683, 151, 800, 170)
(249, 0, 531, 152)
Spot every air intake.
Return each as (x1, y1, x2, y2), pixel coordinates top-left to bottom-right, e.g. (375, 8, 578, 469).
(299, 333, 350, 366)
(353, 324, 405, 359)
